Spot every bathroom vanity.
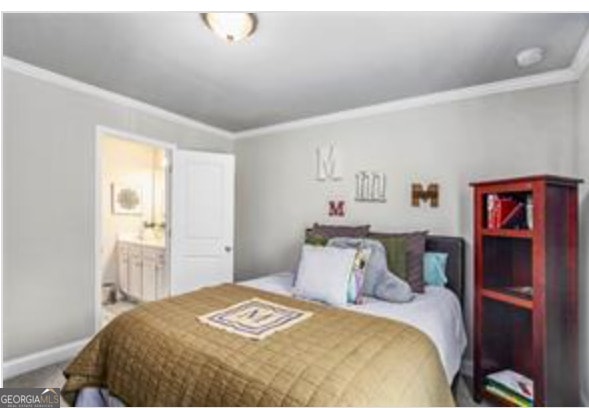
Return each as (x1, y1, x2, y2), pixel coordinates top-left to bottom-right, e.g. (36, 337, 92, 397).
(117, 236, 168, 302)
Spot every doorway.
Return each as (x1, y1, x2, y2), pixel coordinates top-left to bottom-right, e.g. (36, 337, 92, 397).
(95, 126, 174, 331)
(94, 126, 236, 333)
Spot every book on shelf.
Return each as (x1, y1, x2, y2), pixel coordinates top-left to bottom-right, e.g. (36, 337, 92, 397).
(486, 194, 531, 230)
(501, 202, 526, 229)
(487, 194, 497, 229)
(503, 286, 533, 298)
(484, 369, 534, 406)
(487, 194, 502, 229)
(485, 384, 532, 407)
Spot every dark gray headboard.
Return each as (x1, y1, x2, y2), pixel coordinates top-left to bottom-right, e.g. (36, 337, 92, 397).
(424, 235, 465, 304)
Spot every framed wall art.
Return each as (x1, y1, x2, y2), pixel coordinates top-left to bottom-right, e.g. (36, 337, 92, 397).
(111, 183, 143, 215)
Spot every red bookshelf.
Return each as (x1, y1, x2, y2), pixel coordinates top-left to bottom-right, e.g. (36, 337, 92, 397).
(471, 175, 582, 406)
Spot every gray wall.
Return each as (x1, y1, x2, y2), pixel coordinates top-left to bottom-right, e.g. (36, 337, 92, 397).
(4, 60, 588, 400)
(235, 83, 578, 368)
(578, 65, 589, 404)
(2, 68, 232, 360)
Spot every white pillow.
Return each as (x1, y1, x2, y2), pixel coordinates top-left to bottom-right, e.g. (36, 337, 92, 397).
(294, 245, 357, 306)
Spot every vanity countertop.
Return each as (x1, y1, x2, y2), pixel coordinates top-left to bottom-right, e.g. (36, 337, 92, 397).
(118, 234, 166, 248)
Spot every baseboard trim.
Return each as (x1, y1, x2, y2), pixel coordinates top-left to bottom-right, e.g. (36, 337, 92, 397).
(3, 337, 91, 380)
(460, 358, 473, 378)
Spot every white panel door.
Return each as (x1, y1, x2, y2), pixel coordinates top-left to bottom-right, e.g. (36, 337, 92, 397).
(170, 150, 235, 295)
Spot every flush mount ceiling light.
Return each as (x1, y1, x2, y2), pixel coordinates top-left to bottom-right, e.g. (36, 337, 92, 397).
(516, 47, 544, 68)
(202, 13, 257, 43)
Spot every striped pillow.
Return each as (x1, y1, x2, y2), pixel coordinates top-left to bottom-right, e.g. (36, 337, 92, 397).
(347, 248, 372, 304)
(404, 232, 427, 293)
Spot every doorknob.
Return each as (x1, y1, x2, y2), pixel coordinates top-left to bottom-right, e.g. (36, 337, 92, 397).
(224, 246, 233, 253)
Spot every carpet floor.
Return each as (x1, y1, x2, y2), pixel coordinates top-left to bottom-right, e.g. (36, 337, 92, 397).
(4, 360, 70, 406)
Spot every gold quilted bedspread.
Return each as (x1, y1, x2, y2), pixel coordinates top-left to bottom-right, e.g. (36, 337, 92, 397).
(62, 284, 454, 407)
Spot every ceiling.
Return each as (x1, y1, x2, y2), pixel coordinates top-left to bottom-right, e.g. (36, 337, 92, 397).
(4, 12, 589, 132)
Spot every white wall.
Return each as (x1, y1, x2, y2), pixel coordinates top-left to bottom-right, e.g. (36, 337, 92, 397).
(100, 136, 166, 286)
(577, 64, 589, 404)
(235, 83, 577, 364)
(2, 68, 232, 361)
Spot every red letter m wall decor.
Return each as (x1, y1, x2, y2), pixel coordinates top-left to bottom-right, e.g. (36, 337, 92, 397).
(328, 200, 345, 217)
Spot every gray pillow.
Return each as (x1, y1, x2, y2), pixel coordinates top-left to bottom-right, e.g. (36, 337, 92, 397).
(327, 237, 414, 303)
(373, 268, 414, 303)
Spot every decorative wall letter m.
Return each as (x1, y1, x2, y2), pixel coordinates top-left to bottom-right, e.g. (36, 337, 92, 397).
(355, 172, 386, 202)
(328, 200, 345, 217)
(411, 183, 440, 207)
(316, 145, 342, 181)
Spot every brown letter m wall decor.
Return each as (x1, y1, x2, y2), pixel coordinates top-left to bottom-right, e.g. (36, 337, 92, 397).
(411, 183, 439, 207)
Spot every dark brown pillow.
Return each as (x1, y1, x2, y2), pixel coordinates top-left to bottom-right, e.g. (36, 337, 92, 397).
(404, 231, 427, 293)
(307, 223, 370, 241)
(369, 231, 427, 293)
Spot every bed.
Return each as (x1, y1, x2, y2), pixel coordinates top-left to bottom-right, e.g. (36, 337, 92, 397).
(63, 235, 466, 407)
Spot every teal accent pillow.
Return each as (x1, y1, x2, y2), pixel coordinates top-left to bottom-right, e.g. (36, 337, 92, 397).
(423, 252, 449, 286)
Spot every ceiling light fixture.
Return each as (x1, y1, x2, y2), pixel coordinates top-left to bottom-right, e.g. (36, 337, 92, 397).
(516, 47, 544, 68)
(202, 13, 257, 43)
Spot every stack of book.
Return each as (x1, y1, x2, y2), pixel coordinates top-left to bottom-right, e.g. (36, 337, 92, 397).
(486, 194, 530, 230)
(484, 370, 534, 407)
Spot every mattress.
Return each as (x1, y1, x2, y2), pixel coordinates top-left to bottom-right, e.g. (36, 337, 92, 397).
(240, 271, 467, 383)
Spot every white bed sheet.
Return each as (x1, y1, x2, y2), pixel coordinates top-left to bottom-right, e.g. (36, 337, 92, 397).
(240, 271, 467, 383)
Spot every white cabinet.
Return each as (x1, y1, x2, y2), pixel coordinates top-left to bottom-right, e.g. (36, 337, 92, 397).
(117, 238, 167, 302)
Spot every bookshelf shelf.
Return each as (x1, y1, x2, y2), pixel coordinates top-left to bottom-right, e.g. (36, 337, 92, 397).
(471, 175, 582, 406)
(481, 288, 533, 310)
(481, 229, 533, 239)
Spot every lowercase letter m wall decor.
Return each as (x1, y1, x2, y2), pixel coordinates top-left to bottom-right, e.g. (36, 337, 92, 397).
(355, 172, 386, 202)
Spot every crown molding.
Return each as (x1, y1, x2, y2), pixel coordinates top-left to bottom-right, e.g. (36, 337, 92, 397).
(5, 33, 589, 142)
(2, 56, 234, 139)
(571, 29, 589, 78)
(234, 67, 578, 139)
